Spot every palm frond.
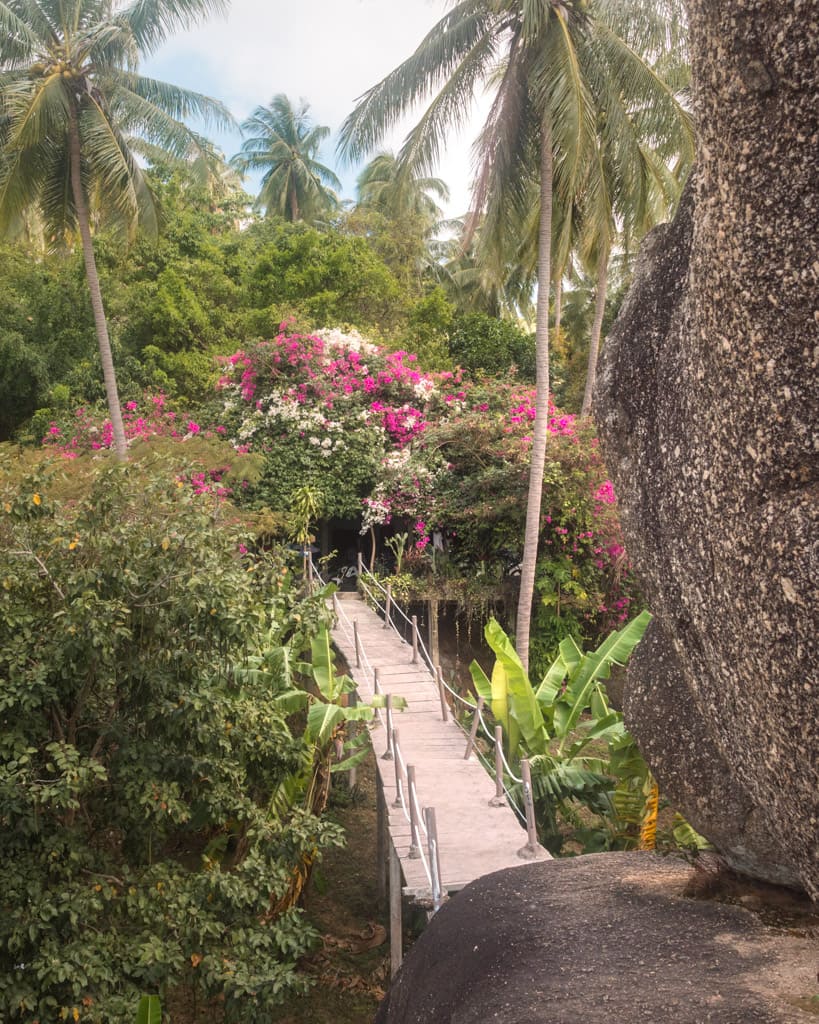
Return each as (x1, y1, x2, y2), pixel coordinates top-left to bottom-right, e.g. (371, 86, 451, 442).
(337, 0, 500, 165)
(117, 0, 229, 57)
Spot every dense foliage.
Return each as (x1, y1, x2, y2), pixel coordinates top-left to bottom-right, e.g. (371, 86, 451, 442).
(0, 457, 340, 1022)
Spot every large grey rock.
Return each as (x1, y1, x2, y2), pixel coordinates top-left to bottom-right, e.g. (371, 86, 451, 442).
(377, 854, 818, 1024)
(595, 3, 818, 894)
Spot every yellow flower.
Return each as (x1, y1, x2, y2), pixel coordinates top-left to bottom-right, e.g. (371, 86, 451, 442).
(68, 536, 79, 551)
(3, 502, 10, 513)
(32, 493, 41, 506)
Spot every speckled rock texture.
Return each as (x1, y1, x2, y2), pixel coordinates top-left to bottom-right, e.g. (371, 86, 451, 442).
(376, 854, 818, 1024)
(595, 2, 818, 895)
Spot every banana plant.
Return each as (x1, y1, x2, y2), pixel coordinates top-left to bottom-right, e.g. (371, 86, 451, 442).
(469, 611, 654, 853)
(268, 624, 405, 910)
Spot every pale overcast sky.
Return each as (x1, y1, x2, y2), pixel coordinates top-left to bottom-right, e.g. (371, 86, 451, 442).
(143, 0, 490, 217)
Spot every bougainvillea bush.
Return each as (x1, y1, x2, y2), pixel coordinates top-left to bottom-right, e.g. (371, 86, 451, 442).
(214, 326, 467, 518)
(0, 456, 340, 1023)
(359, 376, 640, 673)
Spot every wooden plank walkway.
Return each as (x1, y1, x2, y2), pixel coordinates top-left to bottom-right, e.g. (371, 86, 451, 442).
(331, 594, 547, 904)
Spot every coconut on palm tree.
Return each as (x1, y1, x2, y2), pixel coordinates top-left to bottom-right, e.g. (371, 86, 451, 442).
(232, 95, 341, 224)
(0, 0, 234, 459)
(338, 0, 693, 670)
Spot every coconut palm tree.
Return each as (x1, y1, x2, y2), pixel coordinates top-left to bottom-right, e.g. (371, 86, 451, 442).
(338, 0, 693, 671)
(0, 0, 234, 459)
(232, 95, 341, 224)
(357, 151, 448, 227)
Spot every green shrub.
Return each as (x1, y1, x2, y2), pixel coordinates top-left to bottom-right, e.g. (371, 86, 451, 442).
(0, 457, 340, 1022)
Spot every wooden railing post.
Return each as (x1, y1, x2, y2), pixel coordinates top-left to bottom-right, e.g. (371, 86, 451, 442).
(407, 766, 421, 859)
(382, 693, 394, 760)
(376, 777, 387, 910)
(392, 728, 404, 807)
(424, 806, 446, 914)
(356, 551, 363, 578)
(353, 619, 361, 668)
(436, 665, 449, 722)
(373, 666, 381, 695)
(332, 590, 339, 617)
(517, 757, 549, 860)
(411, 614, 419, 664)
(463, 696, 485, 760)
(490, 724, 506, 806)
(384, 583, 392, 630)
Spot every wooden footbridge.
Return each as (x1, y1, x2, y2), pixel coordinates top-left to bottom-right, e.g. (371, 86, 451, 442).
(319, 560, 550, 974)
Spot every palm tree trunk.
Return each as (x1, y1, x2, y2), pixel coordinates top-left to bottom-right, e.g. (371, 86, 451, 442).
(68, 100, 128, 460)
(580, 247, 609, 417)
(553, 275, 563, 336)
(515, 113, 553, 673)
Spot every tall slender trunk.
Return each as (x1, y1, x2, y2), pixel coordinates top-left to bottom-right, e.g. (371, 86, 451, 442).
(289, 182, 300, 222)
(553, 275, 563, 337)
(515, 113, 553, 673)
(580, 247, 609, 417)
(68, 99, 128, 460)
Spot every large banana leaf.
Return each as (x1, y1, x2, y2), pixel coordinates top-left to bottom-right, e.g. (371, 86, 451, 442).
(310, 625, 353, 703)
(483, 618, 547, 751)
(136, 996, 161, 1024)
(305, 702, 375, 746)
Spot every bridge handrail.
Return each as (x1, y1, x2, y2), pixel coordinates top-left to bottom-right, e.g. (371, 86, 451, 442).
(347, 559, 528, 819)
(313, 554, 534, 870)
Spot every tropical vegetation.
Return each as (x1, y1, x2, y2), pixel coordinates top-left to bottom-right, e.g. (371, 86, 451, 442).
(0, 0, 700, 1015)
(0, 0, 235, 458)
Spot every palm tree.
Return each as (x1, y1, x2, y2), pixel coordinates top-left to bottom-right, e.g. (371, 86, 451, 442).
(232, 95, 341, 224)
(357, 151, 448, 227)
(0, 0, 234, 459)
(338, 0, 692, 671)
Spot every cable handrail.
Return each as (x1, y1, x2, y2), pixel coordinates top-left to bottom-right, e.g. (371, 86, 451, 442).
(311, 553, 543, 875)
(332, 555, 529, 799)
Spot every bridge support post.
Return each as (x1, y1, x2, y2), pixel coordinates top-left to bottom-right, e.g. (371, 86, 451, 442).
(353, 619, 361, 668)
(517, 758, 550, 860)
(428, 597, 440, 668)
(377, 777, 387, 910)
(436, 665, 449, 722)
(389, 839, 403, 977)
(490, 724, 506, 806)
(464, 696, 485, 759)
(411, 615, 419, 664)
(384, 583, 392, 630)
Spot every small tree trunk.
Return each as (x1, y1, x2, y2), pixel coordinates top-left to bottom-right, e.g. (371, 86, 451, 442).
(68, 100, 127, 460)
(515, 113, 553, 673)
(581, 247, 609, 417)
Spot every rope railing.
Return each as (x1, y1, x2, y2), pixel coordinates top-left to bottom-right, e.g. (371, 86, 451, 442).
(314, 553, 542, 874)
(345, 558, 531, 821)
